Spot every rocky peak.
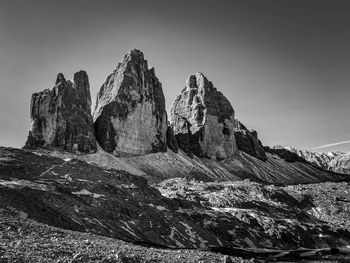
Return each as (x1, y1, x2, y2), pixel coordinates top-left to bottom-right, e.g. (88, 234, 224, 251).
(93, 49, 168, 156)
(170, 72, 237, 159)
(73, 70, 92, 111)
(24, 71, 96, 153)
(186, 72, 210, 90)
(55, 73, 66, 84)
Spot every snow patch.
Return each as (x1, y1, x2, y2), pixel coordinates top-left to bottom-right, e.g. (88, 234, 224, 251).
(168, 226, 185, 247)
(77, 179, 94, 183)
(244, 238, 257, 248)
(74, 205, 80, 213)
(118, 183, 137, 189)
(148, 204, 169, 211)
(120, 221, 138, 238)
(63, 174, 73, 181)
(93, 218, 107, 228)
(72, 189, 105, 198)
(179, 221, 198, 244)
(228, 229, 235, 235)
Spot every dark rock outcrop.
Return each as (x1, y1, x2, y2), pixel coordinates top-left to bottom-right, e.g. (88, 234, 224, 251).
(170, 72, 237, 159)
(233, 120, 267, 161)
(93, 49, 168, 156)
(264, 146, 308, 163)
(24, 71, 96, 153)
(166, 124, 178, 153)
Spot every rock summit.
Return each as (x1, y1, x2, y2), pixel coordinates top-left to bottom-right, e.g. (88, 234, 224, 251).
(25, 71, 96, 153)
(170, 72, 237, 159)
(93, 49, 168, 156)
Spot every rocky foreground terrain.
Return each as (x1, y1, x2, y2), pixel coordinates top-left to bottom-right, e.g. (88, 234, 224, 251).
(1, 146, 350, 262)
(2, 49, 350, 262)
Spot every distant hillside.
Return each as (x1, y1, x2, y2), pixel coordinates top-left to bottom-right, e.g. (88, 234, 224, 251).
(272, 145, 350, 175)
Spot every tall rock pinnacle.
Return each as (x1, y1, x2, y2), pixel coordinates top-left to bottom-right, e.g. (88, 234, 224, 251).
(170, 72, 237, 159)
(93, 49, 168, 156)
(25, 71, 97, 153)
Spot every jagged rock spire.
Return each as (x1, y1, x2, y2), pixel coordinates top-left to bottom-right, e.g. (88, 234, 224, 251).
(25, 71, 97, 153)
(93, 49, 169, 156)
(170, 72, 237, 159)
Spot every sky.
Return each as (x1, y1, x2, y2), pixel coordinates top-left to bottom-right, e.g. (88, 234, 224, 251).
(0, 0, 349, 153)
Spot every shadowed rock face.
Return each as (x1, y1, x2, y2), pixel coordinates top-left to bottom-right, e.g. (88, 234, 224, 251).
(233, 120, 267, 161)
(93, 49, 168, 156)
(170, 72, 237, 159)
(166, 124, 179, 153)
(24, 71, 96, 153)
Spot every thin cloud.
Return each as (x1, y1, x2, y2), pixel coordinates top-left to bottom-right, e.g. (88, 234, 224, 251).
(313, 140, 350, 150)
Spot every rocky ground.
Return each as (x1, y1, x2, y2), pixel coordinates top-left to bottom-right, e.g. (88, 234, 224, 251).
(0, 207, 249, 263)
(1, 146, 350, 262)
(157, 178, 350, 249)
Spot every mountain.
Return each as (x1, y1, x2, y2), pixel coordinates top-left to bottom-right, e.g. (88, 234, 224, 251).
(272, 145, 350, 175)
(170, 72, 237, 159)
(93, 49, 168, 156)
(1, 49, 350, 262)
(329, 152, 350, 174)
(25, 71, 96, 153)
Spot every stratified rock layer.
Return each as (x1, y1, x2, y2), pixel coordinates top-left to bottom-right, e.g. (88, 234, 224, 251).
(170, 72, 237, 159)
(233, 119, 267, 161)
(93, 49, 168, 156)
(25, 71, 96, 153)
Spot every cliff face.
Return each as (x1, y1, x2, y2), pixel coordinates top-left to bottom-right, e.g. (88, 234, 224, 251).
(25, 71, 96, 153)
(93, 49, 168, 156)
(170, 72, 237, 159)
(233, 119, 267, 161)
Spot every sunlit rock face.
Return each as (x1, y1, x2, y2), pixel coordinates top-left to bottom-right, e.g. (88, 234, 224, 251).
(25, 71, 97, 153)
(170, 72, 237, 159)
(93, 49, 168, 156)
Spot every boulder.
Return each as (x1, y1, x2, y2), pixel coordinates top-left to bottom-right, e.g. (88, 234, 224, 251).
(93, 49, 168, 156)
(170, 72, 237, 159)
(233, 120, 267, 161)
(24, 71, 96, 153)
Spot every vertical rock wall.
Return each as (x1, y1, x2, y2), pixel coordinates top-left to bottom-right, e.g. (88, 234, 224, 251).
(93, 49, 168, 156)
(25, 71, 96, 153)
(170, 72, 237, 159)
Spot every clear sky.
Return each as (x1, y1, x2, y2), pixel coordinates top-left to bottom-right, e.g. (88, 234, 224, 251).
(0, 0, 349, 153)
